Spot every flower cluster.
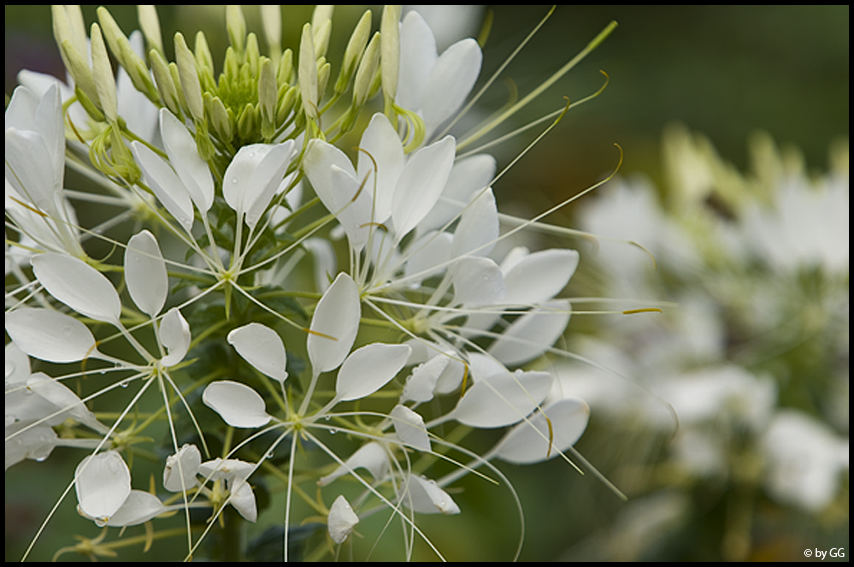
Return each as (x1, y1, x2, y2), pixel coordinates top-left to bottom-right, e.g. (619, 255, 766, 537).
(557, 126, 849, 561)
(6, 5, 618, 561)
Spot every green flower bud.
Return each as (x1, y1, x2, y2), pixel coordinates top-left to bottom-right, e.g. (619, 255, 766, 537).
(380, 5, 401, 100)
(97, 7, 158, 103)
(276, 86, 298, 124)
(58, 39, 99, 111)
(74, 85, 106, 124)
(277, 48, 294, 84)
(149, 49, 183, 118)
(334, 10, 372, 95)
(258, 57, 277, 136)
(193, 122, 216, 161)
(226, 5, 247, 54)
(313, 20, 332, 60)
(174, 32, 204, 123)
(194, 32, 216, 91)
(246, 33, 261, 77)
(353, 32, 380, 107)
(317, 59, 331, 101)
(89, 23, 118, 123)
(137, 5, 164, 54)
(260, 5, 282, 62)
(237, 103, 259, 141)
(224, 47, 240, 81)
(109, 125, 140, 183)
(298, 23, 318, 120)
(205, 93, 233, 142)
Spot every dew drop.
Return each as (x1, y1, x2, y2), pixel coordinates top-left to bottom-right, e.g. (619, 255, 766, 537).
(329, 428, 338, 435)
(231, 178, 239, 185)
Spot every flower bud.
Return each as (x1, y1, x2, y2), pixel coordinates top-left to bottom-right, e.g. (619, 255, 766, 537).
(194, 32, 216, 91)
(149, 49, 183, 118)
(311, 5, 334, 57)
(276, 85, 298, 124)
(137, 5, 164, 54)
(246, 33, 261, 77)
(226, 5, 247, 54)
(260, 5, 281, 61)
(352, 32, 380, 107)
(298, 23, 318, 120)
(174, 32, 204, 123)
(237, 103, 259, 141)
(258, 57, 277, 138)
(205, 93, 233, 141)
(97, 7, 158, 102)
(334, 9, 372, 95)
(317, 59, 331, 102)
(89, 23, 118, 122)
(277, 48, 293, 84)
(380, 5, 401, 100)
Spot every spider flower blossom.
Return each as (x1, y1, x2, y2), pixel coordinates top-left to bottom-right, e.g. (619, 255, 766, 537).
(5, 5, 619, 562)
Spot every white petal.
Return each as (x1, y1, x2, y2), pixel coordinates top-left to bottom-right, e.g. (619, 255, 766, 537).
(5, 130, 61, 218)
(130, 141, 195, 231)
(302, 139, 358, 202)
(158, 308, 191, 366)
(75, 451, 132, 520)
(103, 490, 166, 527)
(32, 253, 121, 323)
(336, 343, 411, 401)
(391, 136, 456, 239)
(159, 109, 214, 213)
(452, 187, 498, 258)
(328, 495, 359, 544)
(5, 342, 30, 386)
(27, 372, 105, 432)
(302, 238, 337, 292)
(202, 380, 271, 428)
(228, 477, 258, 522)
(487, 300, 571, 366)
(420, 39, 481, 137)
(451, 371, 553, 428)
(124, 230, 168, 317)
(402, 355, 449, 403)
(328, 164, 375, 251)
(5, 307, 97, 363)
(397, 11, 437, 113)
(356, 113, 404, 223)
(466, 353, 507, 383)
(452, 256, 505, 307)
(163, 444, 202, 492)
(494, 398, 589, 464)
(5, 421, 57, 470)
(227, 323, 288, 383)
(307, 273, 361, 373)
(198, 458, 255, 481)
(402, 474, 460, 515)
(434, 357, 465, 395)
(418, 153, 496, 235)
(403, 231, 453, 284)
(244, 141, 297, 228)
(501, 249, 579, 305)
(317, 442, 390, 486)
(390, 405, 431, 451)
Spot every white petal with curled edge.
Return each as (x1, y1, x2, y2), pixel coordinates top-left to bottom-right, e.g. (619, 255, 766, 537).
(452, 187, 498, 258)
(418, 153, 496, 235)
(402, 474, 460, 515)
(434, 356, 465, 395)
(202, 380, 271, 428)
(502, 249, 579, 305)
(198, 458, 255, 481)
(228, 477, 258, 522)
(227, 323, 288, 383)
(27, 372, 106, 433)
(5, 307, 97, 363)
(487, 300, 571, 366)
(402, 355, 449, 403)
(5, 421, 57, 470)
(307, 273, 361, 374)
(130, 141, 195, 231)
(302, 139, 358, 206)
(493, 398, 590, 464)
(327, 164, 375, 252)
(158, 308, 191, 366)
(452, 256, 505, 307)
(328, 495, 359, 543)
(163, 444, 202, 492)
(222, 144, 269, 218)
(390, 405, 431, 451)
(336, 343, 412, 401)
(317, 442, 390, 486)
(391, 136, 456, 240)
(102, 490, 166, 527)
(124, 230, 168, 317)
(31, 253, 121, 323)
(451, 371, 553, 428)
(420, 39, 482, 137)
(159, 109, 214, 213)
(356, 113, 404, 223)
(244, 141, 296, 228)
(75, 451, 132, 521)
